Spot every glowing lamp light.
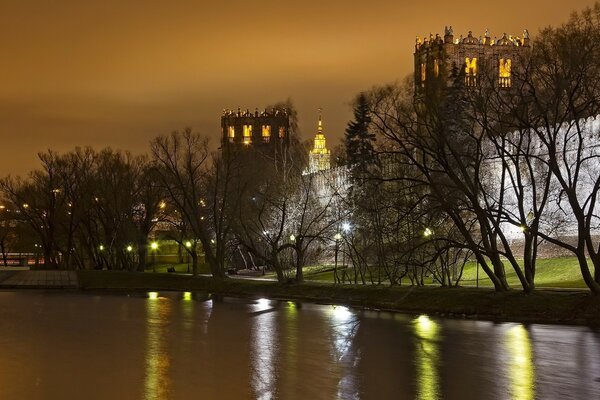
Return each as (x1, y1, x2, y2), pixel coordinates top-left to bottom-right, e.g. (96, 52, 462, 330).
(99, 245, 104, 251)
(424, 228, 433, 238)
(334, 233, 342, 240)
(148, 292, 159, 300)
(185, 241, 192, 248)
(126, 245, 133, 252)
(290, 234, 296, 242)
(342, 222, 351, 233)
(150, 242, 158, 250)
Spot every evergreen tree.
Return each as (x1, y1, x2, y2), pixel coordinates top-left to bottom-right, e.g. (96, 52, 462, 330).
(344, 93, 376, 175)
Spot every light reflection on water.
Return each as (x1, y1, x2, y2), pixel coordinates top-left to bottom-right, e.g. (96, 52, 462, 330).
(250, 298, 278, 400)
(505, 325, 535, 400)
(144, 292, 172, 400)
(0, 292, 599, 400)
(413, 315, 440, 400)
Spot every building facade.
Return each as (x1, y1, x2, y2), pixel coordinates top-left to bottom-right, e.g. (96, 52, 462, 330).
(414, 27, 531, 96)
(308, 112, 331, 174)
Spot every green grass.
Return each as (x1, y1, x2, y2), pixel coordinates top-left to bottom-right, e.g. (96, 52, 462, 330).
(144, 256, 594, 289)
(460, 257, 593, 288)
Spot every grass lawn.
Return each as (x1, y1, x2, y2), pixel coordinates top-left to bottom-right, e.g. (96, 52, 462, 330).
(459, 257, 593, 288)
(301, 257, 594, 289)
(144, 257, 594, 289)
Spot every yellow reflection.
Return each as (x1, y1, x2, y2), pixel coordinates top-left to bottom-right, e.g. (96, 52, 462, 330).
(505, 325, 535, 400)
(413, 315, 440, 400)
(145, 295, 172, 400)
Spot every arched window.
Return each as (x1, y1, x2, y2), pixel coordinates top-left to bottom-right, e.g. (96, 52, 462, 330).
(262, 125, 271, 143)
(243, 125, 252, 144)
(499, 58, 512, 88)
(465, 57, 477, 86)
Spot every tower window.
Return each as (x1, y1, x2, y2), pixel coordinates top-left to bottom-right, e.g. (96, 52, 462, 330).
(243, 125, 252, 144)
(420, 63, 426, 82)
(262, 125, 271, 143)
(499, 58, 512, 88)
(434, 59, 440, 77)
(279, 127, 286, 138)
(465, 57, 478, 87)
(228, 126, 235, 142)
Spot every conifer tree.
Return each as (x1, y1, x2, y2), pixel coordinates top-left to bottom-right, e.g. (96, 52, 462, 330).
(344, 93, 376, 176)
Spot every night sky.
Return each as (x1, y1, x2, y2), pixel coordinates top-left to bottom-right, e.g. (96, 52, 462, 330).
(0, 0, 595, 175)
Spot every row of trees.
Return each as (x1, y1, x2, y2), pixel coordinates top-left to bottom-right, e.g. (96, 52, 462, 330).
(0, 101, 348, 282)
(2, 5, 599, 293)
(346, 4, 600, 293)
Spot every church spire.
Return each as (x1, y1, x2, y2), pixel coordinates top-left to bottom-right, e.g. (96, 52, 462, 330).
(308, 108, 331, 173)
(318, 107, 323, 134)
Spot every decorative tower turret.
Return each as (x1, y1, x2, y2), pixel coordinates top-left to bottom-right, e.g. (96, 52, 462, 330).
(308, 110, 331, 174)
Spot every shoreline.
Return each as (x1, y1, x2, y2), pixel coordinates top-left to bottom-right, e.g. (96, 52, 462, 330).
(3, 270, 599, 327)
(77, 271, 600, 327)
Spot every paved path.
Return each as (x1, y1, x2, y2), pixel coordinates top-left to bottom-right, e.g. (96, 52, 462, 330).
(0, 270, 79, 289)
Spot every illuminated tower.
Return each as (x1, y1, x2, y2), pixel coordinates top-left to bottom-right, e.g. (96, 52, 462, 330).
(221, 107, 290, 151)
(308, 110, 331, 173)
(414, 27, 531, 97)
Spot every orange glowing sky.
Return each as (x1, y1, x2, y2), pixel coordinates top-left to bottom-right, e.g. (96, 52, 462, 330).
(0, 0, 596, 175)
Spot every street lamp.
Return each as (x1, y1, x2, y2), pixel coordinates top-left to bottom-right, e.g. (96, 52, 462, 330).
(423, 228, 433, 238)
(185, 241, 192, 273)
(290, 234, 296, 243)
(150, 241, 158, 272)
(126, 245, 133, 252)
(342, 222, 351, 233)
(334, 233, 342, 283)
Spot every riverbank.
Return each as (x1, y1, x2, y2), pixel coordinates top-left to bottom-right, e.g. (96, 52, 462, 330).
(74, 271, 600, 327)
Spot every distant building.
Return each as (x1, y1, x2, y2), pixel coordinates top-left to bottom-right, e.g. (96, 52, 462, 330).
(221, 107, 290, 153)
(308, 111, 331, 174)
(414, 27, 531, 97)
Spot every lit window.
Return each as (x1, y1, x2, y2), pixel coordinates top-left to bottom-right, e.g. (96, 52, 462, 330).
(228, 126, 235, 141)
(465, 57, 477, 86)
(433, 59, 440, 77)
(420, 63, 426, 82)
(262, 125, 271, 143)
(279, 127, 286, 138)
(243, 125, 252, 144)
(499, 58, 512, 88)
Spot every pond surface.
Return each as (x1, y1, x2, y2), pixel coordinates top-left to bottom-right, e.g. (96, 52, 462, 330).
(0, 291, 598, 399)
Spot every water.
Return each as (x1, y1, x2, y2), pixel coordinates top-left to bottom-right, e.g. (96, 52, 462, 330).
(0, 291, 598, 400)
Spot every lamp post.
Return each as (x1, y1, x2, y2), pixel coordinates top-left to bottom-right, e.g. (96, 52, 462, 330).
(150, 242, 158, 272)
(334, 233, 342, 283)
(185, 241, 192, 273)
